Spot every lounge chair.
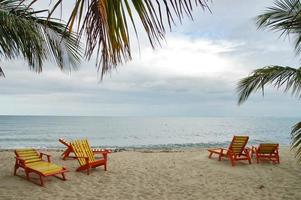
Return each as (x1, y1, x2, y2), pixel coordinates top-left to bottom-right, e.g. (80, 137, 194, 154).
(59, 138, 109, 160)
(14, 149, 68, 186)
(71, 139, 110, 175)
(251, 143, 280, 164)
(208, 136, 251, 166)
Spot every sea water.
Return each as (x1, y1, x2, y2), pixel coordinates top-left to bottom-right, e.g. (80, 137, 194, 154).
(0, 116, 298, 149)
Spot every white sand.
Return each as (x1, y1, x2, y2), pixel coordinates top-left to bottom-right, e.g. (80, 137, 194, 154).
(1, 148, 301, 200)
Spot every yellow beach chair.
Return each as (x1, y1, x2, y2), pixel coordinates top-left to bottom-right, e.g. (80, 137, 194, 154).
(14, 149, 68, 186)
(71, 139, 110, 175)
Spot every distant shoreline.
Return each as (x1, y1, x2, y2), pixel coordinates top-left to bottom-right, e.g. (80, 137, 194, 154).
(0, 144, 291, 153)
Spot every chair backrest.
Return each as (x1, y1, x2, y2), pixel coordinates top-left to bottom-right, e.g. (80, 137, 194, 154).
(71, 139, 95, 166)
(228, 136, 249, 155)
(15, 149, 42, 164)
(258, 143, 279, 154)
(59, 138, 71, 147)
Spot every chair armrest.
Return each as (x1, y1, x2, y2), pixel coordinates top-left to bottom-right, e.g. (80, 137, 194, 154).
(15, 157, 26, 165)
(93, 149, 111, 160)
(93, 149, 111, 154)
(208, 148, 229, 154)
(40, 152, 51, 162)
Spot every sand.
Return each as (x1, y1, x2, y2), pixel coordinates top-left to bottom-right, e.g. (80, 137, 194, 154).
(0, 148, 301, 200)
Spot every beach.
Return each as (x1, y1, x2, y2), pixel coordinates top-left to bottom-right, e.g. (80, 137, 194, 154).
(1, 147, 301, 200)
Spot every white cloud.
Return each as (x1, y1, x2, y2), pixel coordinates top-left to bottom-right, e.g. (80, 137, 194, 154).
(1, 0, 301, 116)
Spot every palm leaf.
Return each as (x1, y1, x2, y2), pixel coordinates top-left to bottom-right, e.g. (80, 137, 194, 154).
(237, 66, 301, 104)
(0, 0, 82, 76)
(29, 0, 210, 79)
(291, 121, 301, 163)
(237, 65, 301, 163)
(256, 0, 301, 54)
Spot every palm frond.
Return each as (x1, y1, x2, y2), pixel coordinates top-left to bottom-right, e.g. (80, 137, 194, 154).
(291, 121, 301, 163)
(0, 66, 5, 77)
(30, 0, 210, 79)
(237, 65, 301, 104)
(0, 0, 82, 76)
(256, 0, 301, 54)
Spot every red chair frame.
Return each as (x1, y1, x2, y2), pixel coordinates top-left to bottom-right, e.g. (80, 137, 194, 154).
(14, 149, 68, 186)
(208, 136, 251, 166)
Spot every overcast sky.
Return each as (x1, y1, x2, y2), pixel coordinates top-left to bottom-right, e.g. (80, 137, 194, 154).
(1, 0, 301, 117)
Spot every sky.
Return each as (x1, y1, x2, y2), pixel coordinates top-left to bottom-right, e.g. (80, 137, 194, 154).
(1, 0, 301, 117)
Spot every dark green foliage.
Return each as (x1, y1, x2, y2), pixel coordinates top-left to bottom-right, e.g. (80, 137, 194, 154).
(0, 0, 81, 76)
(238, 0, 301, 163)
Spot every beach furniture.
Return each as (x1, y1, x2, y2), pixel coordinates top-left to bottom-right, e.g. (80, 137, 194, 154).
(251, 143, 280, 164)
(59, 138, 108, 160)
(71, 139, 110, 175)
(14, 149, 68, 186)
(207, 136, 251, 166)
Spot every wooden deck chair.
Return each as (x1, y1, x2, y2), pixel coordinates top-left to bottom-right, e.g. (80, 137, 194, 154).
(251, 143, 280, 164)
(71, 139, 110, 175)
(59, 138, 110, 160)
(14, 149, 68, 186)
(208, 136, 251, 166)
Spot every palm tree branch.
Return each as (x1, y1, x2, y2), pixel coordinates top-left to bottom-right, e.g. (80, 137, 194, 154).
(0, 0, 82, 76)
(256, 0, 301, 55)
(237, 65, 299, 104)
(28, 0, 210, 79)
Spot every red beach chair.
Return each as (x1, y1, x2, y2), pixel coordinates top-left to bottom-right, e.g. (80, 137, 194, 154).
(251, 143, 280, 164)
(71, 139, 110, 175)
(14, 149, 68, 186)
(207, 136, 251, 166)
(59, 138, 109, 160)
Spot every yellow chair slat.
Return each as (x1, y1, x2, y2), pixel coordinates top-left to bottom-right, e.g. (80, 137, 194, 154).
(258, 143, 278, 154)
(27, 162, 63, 175)
(71, 139, 96, 166)
(83, 140, 95, 162)
(229, 136, 249, 155)
(15, 149, 42, 163)
(72, 140, 85, 166)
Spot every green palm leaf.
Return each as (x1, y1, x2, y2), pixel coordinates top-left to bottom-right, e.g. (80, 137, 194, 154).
(237, 65, 301, 163)
(237, 0, 301, 164)
(256, 0, 301, 54)
(292, 121, 301, 163)
(237, 66, 301, 105)
(29, 0, 210, 79)
(0, 0, 82, 76)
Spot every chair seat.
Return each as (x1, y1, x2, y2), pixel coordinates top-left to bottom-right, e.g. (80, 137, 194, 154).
(26, 161, 64, 176)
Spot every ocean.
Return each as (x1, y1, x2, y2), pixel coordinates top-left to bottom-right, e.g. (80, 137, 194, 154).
(0, 116, 298, 149)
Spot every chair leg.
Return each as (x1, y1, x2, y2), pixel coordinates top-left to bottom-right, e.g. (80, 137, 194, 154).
(39, 175, 44, 187)
(208, 152, 213, 158)
(14, 165, 18, 176)
(247, 154, 252, 164)
(229, 155, 235, 166)
(104, 163, 107, 171)
(61, 173, 66, 180)
(62, 148, 72, 160)
(218, 154, 222, 161)
(25, 169, 30, 180)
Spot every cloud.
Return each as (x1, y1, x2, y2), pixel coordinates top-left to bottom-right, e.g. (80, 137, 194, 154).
(1, 0, 301, 117)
